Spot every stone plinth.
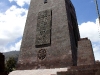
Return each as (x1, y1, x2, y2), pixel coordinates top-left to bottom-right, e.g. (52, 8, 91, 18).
(9, 68, 68, 75)
(9, 64, 100, 75)
(57, 64, 100, 75)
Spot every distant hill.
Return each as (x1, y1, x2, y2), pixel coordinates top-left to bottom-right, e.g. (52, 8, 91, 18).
(3, 51, 20, 61)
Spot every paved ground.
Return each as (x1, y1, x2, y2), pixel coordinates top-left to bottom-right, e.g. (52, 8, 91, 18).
(9, 68, 68, 75)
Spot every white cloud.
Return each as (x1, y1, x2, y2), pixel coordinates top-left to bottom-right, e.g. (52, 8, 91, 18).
(9, 40, 21, 51)
(92, 43, 100, 60)
(93, 43, 100, 52)
(1, 39, 22, 52)
(79, 18, 100, 42)
(94, 52, 100, 60)
(79, 19, 100, 60)
(0, 5, 28, 52)
(9, 0, 31, 7)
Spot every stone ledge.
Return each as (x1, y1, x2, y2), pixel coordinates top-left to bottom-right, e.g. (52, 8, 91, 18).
(9, 68, 68, 75)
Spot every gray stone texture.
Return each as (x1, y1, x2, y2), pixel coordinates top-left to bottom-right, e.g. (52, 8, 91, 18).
(17, 0, 78, 69)
(35, 9, 51, 46)
(77, 38, 95, 66)
(17, 0, 95, 70)
(62, 64, 100, 75)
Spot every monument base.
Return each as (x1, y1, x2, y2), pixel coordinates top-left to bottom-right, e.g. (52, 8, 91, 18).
(9, 64, 100, 75)
(8, 68, 68, 75)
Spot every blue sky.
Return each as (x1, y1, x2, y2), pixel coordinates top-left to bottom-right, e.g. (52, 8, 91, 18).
(72, 0, 100, 24)
(0, 0, 100, 61)
(71, 0, 100, 61)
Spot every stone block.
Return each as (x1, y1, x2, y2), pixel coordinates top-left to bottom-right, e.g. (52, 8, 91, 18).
(77, 38, 95, 66)
(9, 68, 68, 75)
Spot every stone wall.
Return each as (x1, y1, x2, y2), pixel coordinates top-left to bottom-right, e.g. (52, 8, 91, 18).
(17, 0, 95, 70)
(57, 64, 100, 75)
(77, 38, 95, 66)
(17, 0, 79, 70)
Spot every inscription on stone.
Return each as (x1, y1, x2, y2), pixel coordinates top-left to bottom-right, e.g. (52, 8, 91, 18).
(35, 9, 52, 47)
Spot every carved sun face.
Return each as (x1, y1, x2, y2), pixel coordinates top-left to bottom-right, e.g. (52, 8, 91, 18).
(37, 49, 46, 60)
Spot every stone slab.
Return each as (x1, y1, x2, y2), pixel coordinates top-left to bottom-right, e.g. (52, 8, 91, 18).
(9, 68, 68, 75)
(35, 9, 52, 46)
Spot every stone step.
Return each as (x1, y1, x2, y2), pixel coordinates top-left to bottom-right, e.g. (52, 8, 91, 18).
(9, 68, 68, 75)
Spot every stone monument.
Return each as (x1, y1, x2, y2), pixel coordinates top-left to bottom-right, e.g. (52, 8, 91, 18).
(16, 0, 95, 70)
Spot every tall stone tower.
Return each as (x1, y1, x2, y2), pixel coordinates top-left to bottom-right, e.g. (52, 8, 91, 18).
(17, 0, 95, 70)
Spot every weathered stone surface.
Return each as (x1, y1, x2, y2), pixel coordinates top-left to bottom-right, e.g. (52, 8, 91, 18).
(9, 68, 68, 75)
(57, 64, 100, 75)
(17, 0, 95, 70)
(17, 0, 80, 70)
(95, 69, 100, 75)
(11, 64, 100, 75)
(35, 9, 52, 46)
(77, 38, 95, 66)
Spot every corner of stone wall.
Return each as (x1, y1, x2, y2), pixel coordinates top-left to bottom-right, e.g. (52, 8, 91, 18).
(77, 37, 95, 66)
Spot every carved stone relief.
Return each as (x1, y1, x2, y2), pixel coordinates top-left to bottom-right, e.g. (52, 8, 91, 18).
(35, 9, 52, 47)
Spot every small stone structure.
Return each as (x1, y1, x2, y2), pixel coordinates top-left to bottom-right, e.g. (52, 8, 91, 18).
(77, 38, 95, 65)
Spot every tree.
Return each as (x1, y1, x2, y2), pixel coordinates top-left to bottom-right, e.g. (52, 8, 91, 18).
(5, 57, 17, 73)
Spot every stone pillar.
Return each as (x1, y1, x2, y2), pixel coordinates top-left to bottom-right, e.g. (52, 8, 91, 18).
(77, 38, 95, 66)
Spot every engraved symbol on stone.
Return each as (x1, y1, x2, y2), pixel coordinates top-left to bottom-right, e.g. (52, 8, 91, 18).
(38, 49, 46, 60)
